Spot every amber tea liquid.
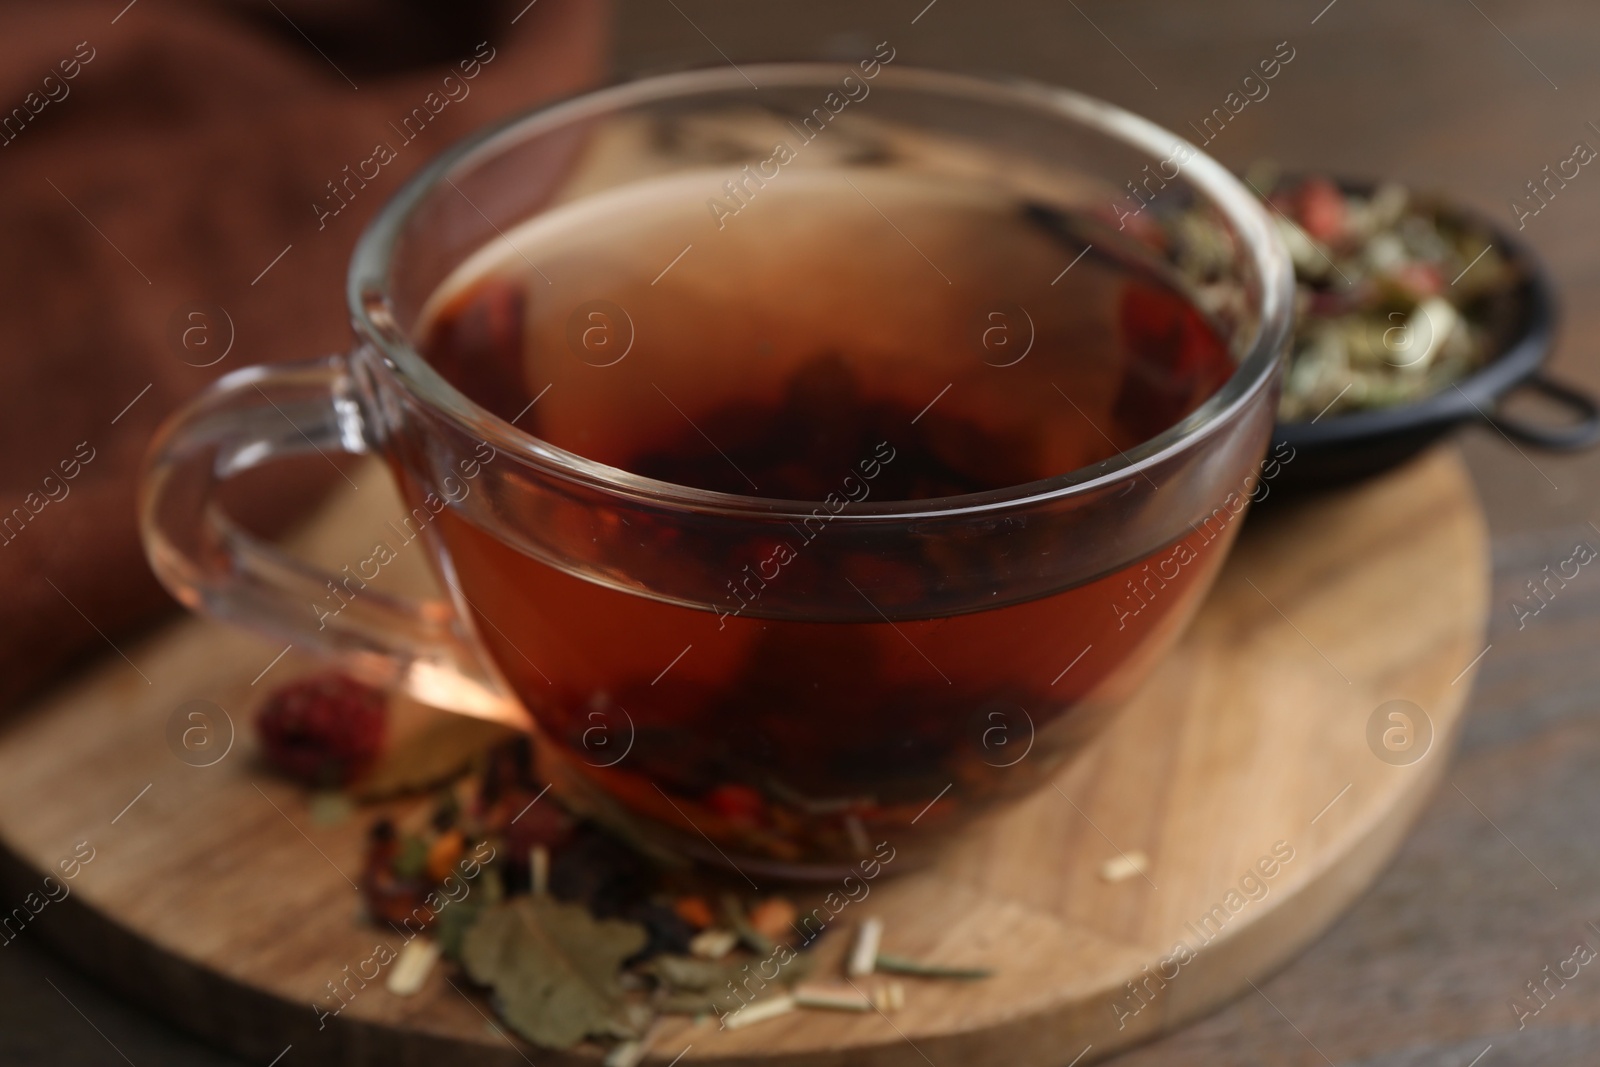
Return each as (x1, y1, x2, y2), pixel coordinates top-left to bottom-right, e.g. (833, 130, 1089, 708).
(407, 169, 1239, 870)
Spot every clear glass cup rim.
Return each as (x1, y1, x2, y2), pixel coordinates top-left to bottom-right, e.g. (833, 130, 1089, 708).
(349, 63, 1293, 522)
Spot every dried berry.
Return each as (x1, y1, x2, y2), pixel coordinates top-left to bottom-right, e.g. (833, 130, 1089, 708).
(425, 829, 466, 883)
(255, 674, 387, 787)
(747, 897, 798, 942)
(705, 784, 765, 828)
(368, 817, 398, 847)
(624, 901, 697, 963)
(673, 895, 715, 930)
(502, 792, 573, 850)
(548, 824, 657, 918)
(481, 737, 538, 805)
(360, 819, 429, 927)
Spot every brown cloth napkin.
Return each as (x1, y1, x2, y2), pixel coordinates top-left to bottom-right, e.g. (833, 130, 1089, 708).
(0, 0, 610, 712)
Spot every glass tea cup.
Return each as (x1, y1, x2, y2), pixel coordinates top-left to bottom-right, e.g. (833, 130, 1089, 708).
(140, 64, 1291, 878)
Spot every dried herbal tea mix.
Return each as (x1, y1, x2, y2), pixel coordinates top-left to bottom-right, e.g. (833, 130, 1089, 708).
(250, 676, 993, 1056)
(1159, 165, 1522, 422)
(1246, 168, 1518, 421)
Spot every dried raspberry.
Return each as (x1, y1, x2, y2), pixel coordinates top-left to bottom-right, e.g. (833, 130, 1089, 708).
(255, 674, 387, 787)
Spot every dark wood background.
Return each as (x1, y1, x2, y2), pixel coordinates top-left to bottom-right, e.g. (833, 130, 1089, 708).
(7, 1, 1600, 1064)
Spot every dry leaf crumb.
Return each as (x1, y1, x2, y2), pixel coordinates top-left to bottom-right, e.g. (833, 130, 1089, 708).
(1100, 851, 1149, 882)
(689, 929, 738, 960)
(385, 938, 440, 997)
(847, 917, 883, 977)
(793, 984, 871, 1012)
(724, 993, 797, 1030)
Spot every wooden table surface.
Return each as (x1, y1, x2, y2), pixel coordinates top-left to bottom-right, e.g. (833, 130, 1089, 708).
(7, 2, 1600, 1064)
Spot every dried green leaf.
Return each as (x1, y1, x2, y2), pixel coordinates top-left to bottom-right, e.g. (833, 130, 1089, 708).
(720, 894, 776, 955)
(643, 954, 742, 992)
(354, 713, 516, 801)
(874, 952, 992, 980)
(656, 991, 727, 1015)
(394, 835, 429, 880)
(461, 896, 647, 1049)
(434, 895, 483, 961)
(643, 946, 814, 1018)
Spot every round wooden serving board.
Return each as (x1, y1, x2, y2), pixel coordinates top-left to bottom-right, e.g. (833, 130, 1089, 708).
(0, 447, 1487, 1067)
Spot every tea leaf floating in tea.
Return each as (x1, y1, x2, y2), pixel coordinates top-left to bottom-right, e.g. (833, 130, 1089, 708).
(461, 896, 647, 1048)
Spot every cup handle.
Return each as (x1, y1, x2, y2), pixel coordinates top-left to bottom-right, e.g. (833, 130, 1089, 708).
(139, 354, 518, 722)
